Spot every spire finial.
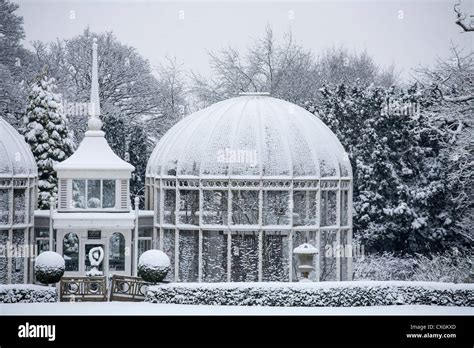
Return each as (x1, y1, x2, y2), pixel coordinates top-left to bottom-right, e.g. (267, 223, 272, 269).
(88, 37, 102, 131)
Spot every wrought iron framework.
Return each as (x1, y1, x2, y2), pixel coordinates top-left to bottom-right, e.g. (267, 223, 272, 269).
(145, 176, 353, 282)
(0, 177, 37, 284)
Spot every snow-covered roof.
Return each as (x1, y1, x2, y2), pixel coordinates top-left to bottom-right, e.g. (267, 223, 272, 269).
(54, 130, 134, 174)
(293, 243, 318, 255)
(54, 38, 134, 177)
(0, 117, 38, 177)
(147, 94, 352, 178)
(52, 211, 135, 229)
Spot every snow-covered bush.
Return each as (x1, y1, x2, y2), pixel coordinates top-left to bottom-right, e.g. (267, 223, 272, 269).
(354, 251, 473, 283)
(412, 251, 473, 283)
(34, 251, 65, 285)
(353, 252, 417, 281)
(0, 284, 57, 303)
(146, 282, 474, 307)
(138, 250, 170, 283)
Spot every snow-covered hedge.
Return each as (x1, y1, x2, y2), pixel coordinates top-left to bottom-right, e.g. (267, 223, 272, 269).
(146, 281, 474, 307)
(0, 284, 58, 303)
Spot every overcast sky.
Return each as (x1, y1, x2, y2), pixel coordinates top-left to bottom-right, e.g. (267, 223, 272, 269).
(16, 0, 473, 82)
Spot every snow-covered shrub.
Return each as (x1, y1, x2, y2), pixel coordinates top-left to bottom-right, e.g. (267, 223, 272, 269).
(412, 251, 473, 283)
(354, 251, 473, 283)
(0, 284, 57, 303)
(146, 282, 474, 307)
(34, 251, 65, 284)
(353, 252, 417, 281)
(138, 250, 171, 283)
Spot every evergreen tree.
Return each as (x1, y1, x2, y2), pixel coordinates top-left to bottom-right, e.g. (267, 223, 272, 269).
(102, 113, 127, 159)
(24, 69, 74, 209)
(128, 122, 148, 208)
(311, 83, 457, 254)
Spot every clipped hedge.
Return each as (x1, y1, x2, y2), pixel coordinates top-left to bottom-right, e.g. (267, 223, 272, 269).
(0, 285, 58, 303)
(146, 281, 474, 307)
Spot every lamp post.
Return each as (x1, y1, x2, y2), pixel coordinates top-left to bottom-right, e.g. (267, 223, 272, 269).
(293, 243, 318, 282)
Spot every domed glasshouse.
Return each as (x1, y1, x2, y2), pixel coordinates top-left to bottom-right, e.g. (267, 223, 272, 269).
(145, 93, 353, 282)
(0, 118, 38, 284)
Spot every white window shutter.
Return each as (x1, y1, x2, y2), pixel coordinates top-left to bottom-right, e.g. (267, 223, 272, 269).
(120, 179, 128, 209)
(59, 179, 68, 209)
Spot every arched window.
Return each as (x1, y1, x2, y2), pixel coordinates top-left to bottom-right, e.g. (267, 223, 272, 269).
(63, 233, 79, 272)
(109, 232, 125, 271)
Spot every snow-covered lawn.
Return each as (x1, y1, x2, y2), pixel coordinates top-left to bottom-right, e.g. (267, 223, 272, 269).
(0, 302, 472, 316)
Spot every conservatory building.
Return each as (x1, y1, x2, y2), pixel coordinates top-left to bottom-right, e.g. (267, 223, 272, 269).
(1, 38, 353, 284)
(0, 117, 38, 284)
(145, 93, 353, 282)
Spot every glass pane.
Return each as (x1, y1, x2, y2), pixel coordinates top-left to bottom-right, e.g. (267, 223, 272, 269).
(263, 191, 290, 225)
(0, 230, 8, 283)
(63, 232, 79, 272)
(202, 191, 228, 225)
(262, 231, 289, 281)
(163, 190, 176, 224)
(109, 232, 125, 271)
(12, 229, 25, 283)
(29, 188, 34, 222)
(178, 230, 199, 282)
(138, 239, 152, 259)
(85, 244, 104, 273)
(321, 190, 337, 227)
(202, 230, 227, 282)
(138, 228, 152, 238)
(87, 180, 101, 208)
(72, 180, 86, 209)
(340, 230, 350, 281)
(34, 228, 49, 238)
(230, 231, 258, 281)
(231, 191, 259, 225)
(178, 190, 199, 225)
(154, 188, 160, 224)
(102, 180, 116, 208)
(0, 189, 10, 224)
(37, 239, 49, 254)
(293, 190, 318, 226)
(163, 229, 175, 281)
(341, 190, 349, 226)
(320, 230, 337, 281)
(13, 189, 26, 224)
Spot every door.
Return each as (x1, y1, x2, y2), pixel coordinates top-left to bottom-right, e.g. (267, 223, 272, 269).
(58, 230, 131, 278)
(106, 230, 131, 277)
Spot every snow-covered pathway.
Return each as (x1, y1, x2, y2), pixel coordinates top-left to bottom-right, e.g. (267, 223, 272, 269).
(1, 303, 472, 316)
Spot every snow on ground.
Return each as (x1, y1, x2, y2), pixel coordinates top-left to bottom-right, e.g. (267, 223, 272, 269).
(0, 303, 472, 316)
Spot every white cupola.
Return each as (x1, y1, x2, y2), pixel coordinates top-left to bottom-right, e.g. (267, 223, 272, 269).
(54, 38, 134, 212)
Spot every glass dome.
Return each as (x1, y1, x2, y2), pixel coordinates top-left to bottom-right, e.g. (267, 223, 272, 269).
(0, 118, 38, 177)
(0, 117, 38, 284)
(147, 94, 351, 178)
(145, 94, 353, 283)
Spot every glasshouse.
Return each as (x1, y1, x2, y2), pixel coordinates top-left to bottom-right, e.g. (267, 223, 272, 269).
(145, 93, 353, 282)
(0, 117, 38, 284)
(0, 39, 353, 285)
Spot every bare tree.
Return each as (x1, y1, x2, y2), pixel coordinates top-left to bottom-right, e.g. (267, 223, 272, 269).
(454, 0, 474, 32)
(191, 26, 397, 109)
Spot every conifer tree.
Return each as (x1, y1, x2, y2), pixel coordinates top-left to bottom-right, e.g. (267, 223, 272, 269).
(24, 69, 74, 209)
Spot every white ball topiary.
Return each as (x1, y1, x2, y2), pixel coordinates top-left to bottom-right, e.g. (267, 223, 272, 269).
(34, 251, 65, 284)
(138, 250, 171, 283)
